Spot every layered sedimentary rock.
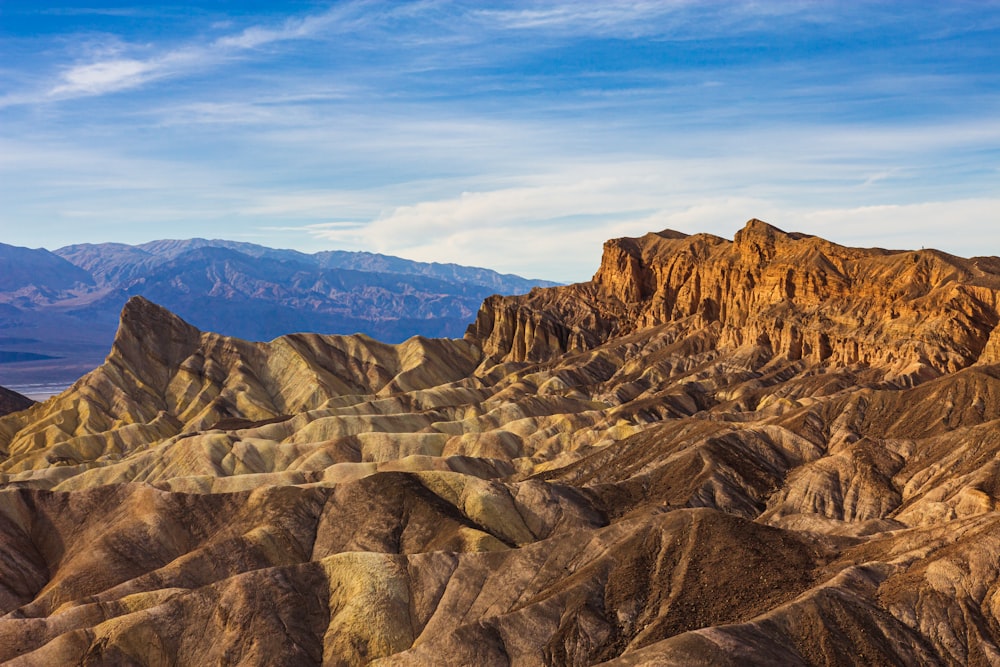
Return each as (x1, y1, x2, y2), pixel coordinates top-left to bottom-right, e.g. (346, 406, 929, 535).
(3, 219, 1000, 665)
(468, 220, 1000, 382)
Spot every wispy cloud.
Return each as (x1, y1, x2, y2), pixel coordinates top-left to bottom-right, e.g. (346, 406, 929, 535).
(471, 0, 834, 39)
(298, 186, 1000, 280)
(213, 9, 345, 50)
(473, 1, 694, 33)
(50, 58, 158, 95)
(40, 4, 366, 102)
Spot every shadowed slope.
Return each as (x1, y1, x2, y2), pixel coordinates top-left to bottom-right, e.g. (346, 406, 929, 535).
(0, 386, 33, 418)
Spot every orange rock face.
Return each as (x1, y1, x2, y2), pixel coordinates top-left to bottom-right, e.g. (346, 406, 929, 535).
(468, 219, 1000, 383)
(3, 219, 1000, 665)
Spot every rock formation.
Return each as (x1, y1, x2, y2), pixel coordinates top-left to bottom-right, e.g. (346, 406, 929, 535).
(2, 219, 1000, 665)
(467, 220, 1000, 381)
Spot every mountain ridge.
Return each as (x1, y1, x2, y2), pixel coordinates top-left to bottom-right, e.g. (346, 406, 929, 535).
(467, 219, 1000, 382)
(0, 238, 558, 392)
(2, 219, 1000, 665)
(53, 237, 558, 293)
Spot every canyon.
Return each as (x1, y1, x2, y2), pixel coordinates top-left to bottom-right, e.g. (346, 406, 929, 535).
(1, 219, 1000, 665)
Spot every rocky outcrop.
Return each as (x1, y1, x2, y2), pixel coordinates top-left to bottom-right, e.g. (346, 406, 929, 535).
(4, 221, 1000, 665)
(467, 219, 1000, 384)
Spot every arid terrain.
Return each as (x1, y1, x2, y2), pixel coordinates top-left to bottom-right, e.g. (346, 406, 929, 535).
(0, 239, 556, 394)
(2, 219, 1000, 665)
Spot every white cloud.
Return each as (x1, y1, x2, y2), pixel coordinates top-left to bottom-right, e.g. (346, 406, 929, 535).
(472, 0, 827, 38)
(474, 1, 691, 32)
(42, 4, 361, 102)
(797, 199, 1000, 253)
(50, 58, 157, 95)
(292, 160, 1000, 281)
(3, 117, 998, 280)
(28, 0, 856, 105)
(213, 11, 340, 50)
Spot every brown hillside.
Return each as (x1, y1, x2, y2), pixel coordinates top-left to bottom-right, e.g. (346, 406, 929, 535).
(2, 219, 1000, 665)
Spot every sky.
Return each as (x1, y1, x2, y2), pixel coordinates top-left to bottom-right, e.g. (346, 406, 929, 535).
(1, 1, 999, 282)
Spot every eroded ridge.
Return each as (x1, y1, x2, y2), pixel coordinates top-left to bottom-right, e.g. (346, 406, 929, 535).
(3, 219, 1000, 665)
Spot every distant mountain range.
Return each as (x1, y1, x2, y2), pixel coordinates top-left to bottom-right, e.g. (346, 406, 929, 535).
(0, 239, 558, 393)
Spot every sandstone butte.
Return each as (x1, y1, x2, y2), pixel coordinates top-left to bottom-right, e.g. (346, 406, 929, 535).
(2, 219, 1000, 665)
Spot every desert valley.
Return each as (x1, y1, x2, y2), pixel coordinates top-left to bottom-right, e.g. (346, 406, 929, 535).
(1, 219, 1000, 665)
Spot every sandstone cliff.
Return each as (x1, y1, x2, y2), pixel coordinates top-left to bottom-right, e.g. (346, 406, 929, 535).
(3, 220, 1000, 665)
(467, 219, 1000, 384)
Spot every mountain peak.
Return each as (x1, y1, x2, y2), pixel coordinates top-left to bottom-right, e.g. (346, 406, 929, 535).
(732, 218, 819, 264)
(734, 218, 792, 244)
(742, 217, 783, 233)
(0, 242, 95, 292)
(110, 296, 202, 392)
(653, 229, 690, 240)
(119, 296, 199, 338)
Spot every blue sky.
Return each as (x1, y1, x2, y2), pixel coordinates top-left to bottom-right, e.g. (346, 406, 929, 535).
(1, 1, 999, 281)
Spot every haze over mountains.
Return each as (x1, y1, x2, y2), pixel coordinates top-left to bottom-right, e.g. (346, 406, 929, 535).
(0, 239, 557, 394)
(2, 220, 1000, 664)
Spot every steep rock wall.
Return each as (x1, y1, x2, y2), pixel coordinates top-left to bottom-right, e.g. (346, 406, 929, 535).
(467, 219, 1000, 382)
